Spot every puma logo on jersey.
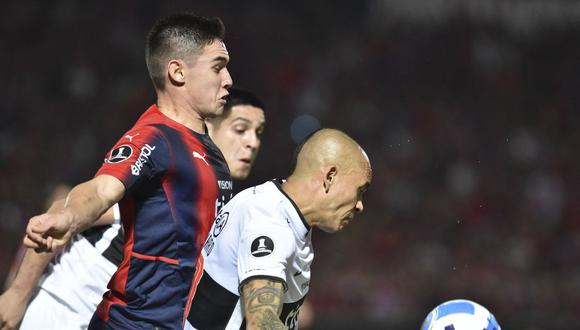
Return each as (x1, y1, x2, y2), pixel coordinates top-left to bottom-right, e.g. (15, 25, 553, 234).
(192, 151, 209, 166)
(125, 133, 140, 142)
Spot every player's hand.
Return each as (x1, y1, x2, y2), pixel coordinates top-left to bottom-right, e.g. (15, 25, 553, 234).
(0, 288, 27, 330)
(23, 212, 73, 252)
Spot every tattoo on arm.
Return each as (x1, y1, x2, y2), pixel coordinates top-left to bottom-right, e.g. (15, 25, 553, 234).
(241, 279, 288, 330)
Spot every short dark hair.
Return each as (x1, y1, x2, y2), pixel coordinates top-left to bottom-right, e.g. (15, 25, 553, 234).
(145, 13, 225, 90)
(223, 87, 265, 117)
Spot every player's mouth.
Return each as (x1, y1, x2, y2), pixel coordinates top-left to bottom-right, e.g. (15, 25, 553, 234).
(239, 158, 252, 167)
(342, 214, 354, 225)
(218, 94, 229, 105)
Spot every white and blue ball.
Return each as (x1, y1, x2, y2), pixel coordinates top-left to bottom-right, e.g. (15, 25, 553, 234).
(421, 299, 501, 330)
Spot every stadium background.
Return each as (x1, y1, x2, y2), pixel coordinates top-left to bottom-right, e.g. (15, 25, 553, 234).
(1, 1, 579, 329)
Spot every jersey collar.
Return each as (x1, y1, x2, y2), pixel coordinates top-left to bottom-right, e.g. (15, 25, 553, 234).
(271, 179, 311, 236)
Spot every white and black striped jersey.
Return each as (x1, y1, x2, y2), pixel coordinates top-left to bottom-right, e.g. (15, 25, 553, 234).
(187, 179, 314, 330)
(26, 205, 123, 329)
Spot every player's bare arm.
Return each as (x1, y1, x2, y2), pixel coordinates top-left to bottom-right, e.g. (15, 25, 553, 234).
(47, 198, 117, 227)
(24, 174, 125, 252)
(0, 193, 119, 329)
(0, 247, 53, 330)
(0, 197, 65, 329)
(241, 278, 288, 330)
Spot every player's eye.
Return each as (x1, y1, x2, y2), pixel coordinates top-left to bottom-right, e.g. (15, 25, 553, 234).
(255, 127, 264, 139)
(233, 125, 247, 134)
(358, 185, 368, 197)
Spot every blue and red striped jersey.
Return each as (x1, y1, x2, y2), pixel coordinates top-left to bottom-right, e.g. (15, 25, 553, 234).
(91, 105, 232, 329)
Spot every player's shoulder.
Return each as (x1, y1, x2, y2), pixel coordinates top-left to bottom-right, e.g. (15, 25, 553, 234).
(124, 122, 164, 135)
(126, 106, 174, 136)
(120, 107, 177, 144)
(231, 181, 293, 227)
(234, 180, 280, 206)
(113, 124, 167, 152)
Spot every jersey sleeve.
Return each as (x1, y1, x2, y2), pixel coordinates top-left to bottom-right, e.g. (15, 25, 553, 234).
(96, 125, 168, 193)
(237, 213, 295, 291)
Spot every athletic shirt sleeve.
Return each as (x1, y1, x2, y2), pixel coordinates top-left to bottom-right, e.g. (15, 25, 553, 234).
(237, 206, 295, 291)
(95, 125, 168, 193)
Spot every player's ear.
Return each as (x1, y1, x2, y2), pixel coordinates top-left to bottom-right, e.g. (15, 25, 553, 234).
(323, 165, 337, 193)
(167, 60, 186, 86)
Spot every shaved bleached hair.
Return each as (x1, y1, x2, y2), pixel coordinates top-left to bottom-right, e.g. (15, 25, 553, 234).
(145, 13, 225, 90)
(291, 128, 371, 177)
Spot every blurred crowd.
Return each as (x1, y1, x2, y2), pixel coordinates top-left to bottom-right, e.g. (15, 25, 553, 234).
(1, 1, 578, 329)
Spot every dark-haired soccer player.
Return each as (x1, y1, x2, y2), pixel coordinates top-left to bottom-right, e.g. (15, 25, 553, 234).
(0, 88, 265, 330)
(206, 88, 265, 182)
(22, 13, 233, 329)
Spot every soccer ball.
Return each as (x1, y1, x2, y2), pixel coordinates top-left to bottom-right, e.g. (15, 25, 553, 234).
(420, 299, 501, 330)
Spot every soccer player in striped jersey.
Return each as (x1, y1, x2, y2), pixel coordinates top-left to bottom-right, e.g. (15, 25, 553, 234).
(0, 88, 265, 330)
(20, 13, 236, 330)
(186, 129, 372, 330)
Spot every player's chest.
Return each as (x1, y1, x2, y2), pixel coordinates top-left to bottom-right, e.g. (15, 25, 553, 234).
(168, 143, 225, 181)
(285, 241, 314, 302)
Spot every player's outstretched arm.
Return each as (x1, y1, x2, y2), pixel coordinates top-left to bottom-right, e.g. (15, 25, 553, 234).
(0, 195, 118, 330)
(24, 174, 125, 252)
(44, 199, 117, 227)
(0, 248, 54, 330)
(0, 195, 70, 330)
(240, 278, 288, 330)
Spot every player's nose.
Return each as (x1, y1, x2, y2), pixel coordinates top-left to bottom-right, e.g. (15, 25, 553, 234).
(246, 132, 260, 151)
(222, 68, 233, 89)
(355, 200, 364, 213)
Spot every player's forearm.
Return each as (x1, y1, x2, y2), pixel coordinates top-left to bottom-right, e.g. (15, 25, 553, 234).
(62, 187, 109, 235)
(241, 279, 288, 330)
(7, 248, 53, 301)
(63, 176, 124, 234)
(23, 176, 123, 252)
(49, 198, 116, 227)
(6, 199, 62, 296)
(94, 206, 117, 226)
(245, 309, 287, 330)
